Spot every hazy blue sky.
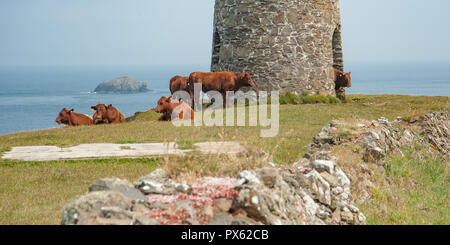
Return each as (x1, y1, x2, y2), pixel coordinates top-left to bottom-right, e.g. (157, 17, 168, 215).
(0, 0, 449, 67)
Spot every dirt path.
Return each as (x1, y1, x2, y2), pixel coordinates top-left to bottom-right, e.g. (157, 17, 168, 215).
(1, 142, 245, 161)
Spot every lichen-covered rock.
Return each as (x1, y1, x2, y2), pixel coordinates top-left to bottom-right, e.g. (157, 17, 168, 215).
(134, 168, 192, 195)
(61, 191, 132, 225)
(89, 178, 146, 201)
(415, 111, 449, 155)
(62, 159, 366, 225)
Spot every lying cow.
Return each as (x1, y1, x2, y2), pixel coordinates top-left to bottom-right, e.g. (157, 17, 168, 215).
(188, 71, 256, 108)
(334, 69, 352, 102)
(155, 96, 194, 121)
(55, 108, 93, 126)
(170, 76, 190, 95)
(91, 104, 125, 124)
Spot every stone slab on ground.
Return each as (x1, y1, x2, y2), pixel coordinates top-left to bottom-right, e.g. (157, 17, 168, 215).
(1, 142, 246, 162)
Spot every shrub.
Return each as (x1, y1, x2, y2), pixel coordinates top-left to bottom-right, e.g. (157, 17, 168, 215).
(280, 92, 341, 105)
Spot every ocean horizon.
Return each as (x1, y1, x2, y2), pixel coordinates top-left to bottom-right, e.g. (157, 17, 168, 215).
(0, 62, 449, 136)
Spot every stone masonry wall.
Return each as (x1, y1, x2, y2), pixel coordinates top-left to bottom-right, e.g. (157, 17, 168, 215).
(211, 0, 343, 95)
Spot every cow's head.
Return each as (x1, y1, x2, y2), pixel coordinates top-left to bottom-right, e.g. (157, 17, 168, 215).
(55, 108, 73, 125)
(344, 72, 352, 87)
(336, 71, 352, 88)
(91, 104, 109, 124)
(237, 72, 255, 87)
(155, 96, 171, 113)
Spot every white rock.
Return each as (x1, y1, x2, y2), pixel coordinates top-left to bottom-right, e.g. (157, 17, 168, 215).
(332, 186, 344, 195)
(311, 160, 335, 175)
(334, 167, 351, 188)
(299, 190, 320, 218)
(369, 131, 380, 140)
(251, 196, 259, 205)
(305, 170, 331, 206)
(239, 170, 261, 185)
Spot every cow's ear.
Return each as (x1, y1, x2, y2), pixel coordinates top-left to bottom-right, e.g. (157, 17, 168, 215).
(70, 109, 74, 113)
(91, 106, 97, 111)
(107, 104, 113, 108)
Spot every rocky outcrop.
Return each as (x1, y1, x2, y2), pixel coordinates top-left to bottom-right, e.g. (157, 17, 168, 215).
(414, 111, 449, 154)
(94, 76, 150, 94)
(303, 111, 449, 204)
(307, 111, 449, 166)
(62, 156, 366, 225)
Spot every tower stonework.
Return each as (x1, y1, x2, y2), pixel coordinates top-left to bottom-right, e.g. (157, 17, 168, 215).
(211, 0, 344, 95)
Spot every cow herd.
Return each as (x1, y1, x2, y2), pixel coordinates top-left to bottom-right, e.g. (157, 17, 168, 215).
(55, 104, 125, 127)
(55, 69, 351, 127)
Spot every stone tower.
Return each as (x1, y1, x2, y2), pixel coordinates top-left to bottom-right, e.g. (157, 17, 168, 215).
(211, 0, 344, 95)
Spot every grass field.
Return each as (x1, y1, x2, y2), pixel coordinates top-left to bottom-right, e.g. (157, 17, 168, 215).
(361, 146, 449, 225)
(0, 94, 449, 225)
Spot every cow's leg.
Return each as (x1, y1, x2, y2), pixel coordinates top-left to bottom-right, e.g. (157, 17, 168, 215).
(222, 91, 228, 108)
(189, 86, 200, 111)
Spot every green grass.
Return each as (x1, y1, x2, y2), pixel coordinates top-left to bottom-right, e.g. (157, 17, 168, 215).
(360, 146, 449, 225)
(177, 140, 195, 150)
(279, 92, 341, 105)
(0, 94, 448, 225)
(0, 158, 161, 225)
(0, 146, 11, 156)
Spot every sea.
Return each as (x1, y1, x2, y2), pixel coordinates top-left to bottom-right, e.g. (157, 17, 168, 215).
(0, 62, 449, 135)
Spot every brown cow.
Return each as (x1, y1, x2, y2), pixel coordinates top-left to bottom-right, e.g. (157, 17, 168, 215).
(334, 69, 352, 102)
(169, 76, 190, 95)
(334, 69, 352, 90)
(155, 96, 194, 121)
(55, 108, 93, 126)
(91, 104, 125, 124)
(188, 71, 256, 108)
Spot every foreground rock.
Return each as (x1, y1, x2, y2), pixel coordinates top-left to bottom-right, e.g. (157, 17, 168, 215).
(94, 76, 150, 94)
(62, 161, 366, 225)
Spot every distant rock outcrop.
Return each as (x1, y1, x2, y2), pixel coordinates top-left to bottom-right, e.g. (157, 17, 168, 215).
(94, 76, 150, 94)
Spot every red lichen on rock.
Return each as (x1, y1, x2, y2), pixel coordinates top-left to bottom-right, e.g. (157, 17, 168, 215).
(145, 177, 239, 225)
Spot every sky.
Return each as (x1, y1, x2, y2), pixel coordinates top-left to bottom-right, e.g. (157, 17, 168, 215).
(0, 0, 449, 67)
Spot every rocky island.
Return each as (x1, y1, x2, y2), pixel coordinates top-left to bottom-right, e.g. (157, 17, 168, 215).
(94, 76, 151, 94)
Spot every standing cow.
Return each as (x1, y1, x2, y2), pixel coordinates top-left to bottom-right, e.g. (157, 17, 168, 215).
(188, 71, 256, 108)
(334, 69, 352, 102)
(170, 76, 190, 95)
(55, 108, 93, 126)
(91, 104, 125, 124)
